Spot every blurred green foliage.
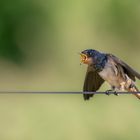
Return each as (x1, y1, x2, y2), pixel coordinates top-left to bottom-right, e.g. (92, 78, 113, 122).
(0, 0, 140, 140)
(0, 0, 52, 64)
(97, 0, 140, 43)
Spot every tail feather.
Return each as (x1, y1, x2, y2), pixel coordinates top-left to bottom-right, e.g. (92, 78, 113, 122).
(128, 85, 140, 100)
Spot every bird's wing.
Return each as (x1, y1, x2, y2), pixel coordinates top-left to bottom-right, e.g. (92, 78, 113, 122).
(107, 54, 140, 81)
(83, 65, 105, 100)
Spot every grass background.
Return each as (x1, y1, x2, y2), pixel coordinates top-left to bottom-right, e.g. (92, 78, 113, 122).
(0, 94, 140, 140)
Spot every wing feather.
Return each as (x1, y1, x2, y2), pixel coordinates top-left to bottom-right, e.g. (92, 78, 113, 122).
(83, 66, 104, 100)
(107, 54, 140, 81)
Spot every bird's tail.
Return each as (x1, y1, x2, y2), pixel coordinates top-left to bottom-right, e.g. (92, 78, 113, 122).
(128, 85, 140, 100)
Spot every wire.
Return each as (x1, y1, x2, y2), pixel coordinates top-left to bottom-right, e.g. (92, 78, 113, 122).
(0, 91, 139, 94)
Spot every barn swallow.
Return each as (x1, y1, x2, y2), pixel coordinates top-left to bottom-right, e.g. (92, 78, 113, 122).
(80, 49, 140, 100)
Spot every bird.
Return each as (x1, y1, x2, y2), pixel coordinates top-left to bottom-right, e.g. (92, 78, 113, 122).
(80, 49, 140, 100)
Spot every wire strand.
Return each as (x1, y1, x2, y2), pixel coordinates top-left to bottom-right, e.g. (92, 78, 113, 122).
(0, 91, 139, 94)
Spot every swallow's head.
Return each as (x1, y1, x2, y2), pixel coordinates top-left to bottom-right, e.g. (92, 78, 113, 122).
(80, 49, 99, 64)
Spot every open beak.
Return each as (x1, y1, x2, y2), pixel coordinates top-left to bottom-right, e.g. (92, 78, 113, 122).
(80, 53, 88, 64)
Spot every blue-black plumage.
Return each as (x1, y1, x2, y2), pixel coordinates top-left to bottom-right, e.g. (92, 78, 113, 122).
(81, 49, 107, 72)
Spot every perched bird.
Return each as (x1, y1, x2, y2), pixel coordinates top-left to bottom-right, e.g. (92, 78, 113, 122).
(80, 49, 140, 100)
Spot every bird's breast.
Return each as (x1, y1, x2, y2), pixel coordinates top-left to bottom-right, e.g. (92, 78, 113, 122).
(98, 62, 123, 88)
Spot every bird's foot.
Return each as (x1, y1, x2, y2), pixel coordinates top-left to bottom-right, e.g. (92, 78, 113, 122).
(105, 90, 119, 96)
(105, 90, 112, 95)
(114, 91, 119, 96)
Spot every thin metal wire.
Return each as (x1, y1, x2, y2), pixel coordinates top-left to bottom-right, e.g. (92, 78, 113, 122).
(0, 91, 139, 94)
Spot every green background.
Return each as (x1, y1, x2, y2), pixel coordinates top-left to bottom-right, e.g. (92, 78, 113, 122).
(0, 0, 140, 140)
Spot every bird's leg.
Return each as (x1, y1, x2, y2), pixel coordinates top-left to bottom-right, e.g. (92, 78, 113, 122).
(112, 86, 119, 96)
(105, 89, 112, 96)
(113, 91, 118, 96)
(105, 86, 118, 96)
(105, 86, 115, 95)
(105, 89, 112, 95)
